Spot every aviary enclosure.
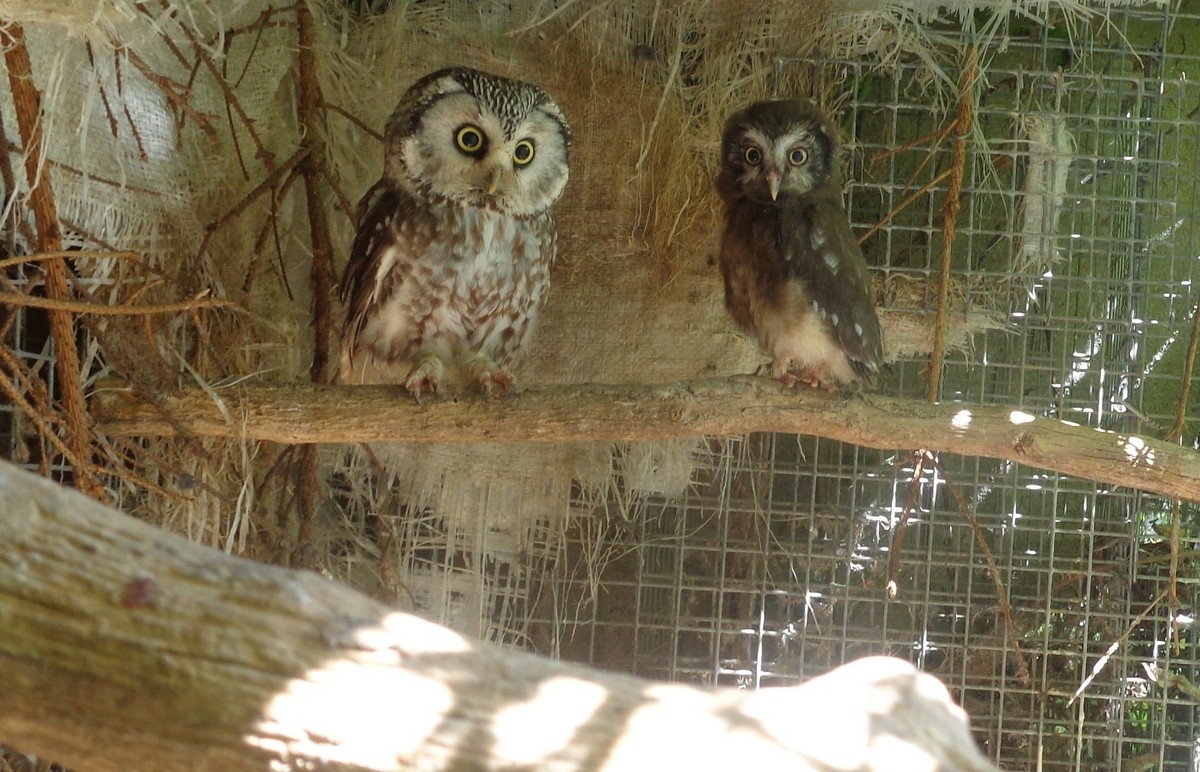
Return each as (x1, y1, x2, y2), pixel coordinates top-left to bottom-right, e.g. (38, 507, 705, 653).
(1, 1, 1198, 769)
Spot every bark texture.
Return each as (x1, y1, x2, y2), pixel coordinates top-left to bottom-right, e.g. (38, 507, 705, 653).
(92, 378, 1200, 502)
(0, 460, 1001, 771)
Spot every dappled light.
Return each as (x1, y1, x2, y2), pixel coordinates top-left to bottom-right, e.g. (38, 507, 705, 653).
(492, 677, 607, 765)
(1008, 410, 1036, 425)
(1120, 435, 1157, 467)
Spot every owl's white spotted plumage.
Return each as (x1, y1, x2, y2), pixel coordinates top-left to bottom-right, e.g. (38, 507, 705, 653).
(339, 67, 570, 398)
(716, 98, 883, 389)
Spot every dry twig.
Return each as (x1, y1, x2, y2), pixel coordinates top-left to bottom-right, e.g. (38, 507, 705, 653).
(0, 292, 234, 316)
(291, 3, 338, 565)
(935, 454, 1032, 687)
(1069, 586, 1168, 706)
(928, 47, 978, 403)
(1, 22, 102, 499)
(0, 250, 141, 270)
(1170, 300, 1199, 444)
(166, 0, 276, 170)
(886, 450, 928, 598)
(121, 45, 220, 140)
(194, 149, 308, 263)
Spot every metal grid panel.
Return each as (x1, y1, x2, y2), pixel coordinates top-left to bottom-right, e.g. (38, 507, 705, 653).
(541, 5, 1200, 771)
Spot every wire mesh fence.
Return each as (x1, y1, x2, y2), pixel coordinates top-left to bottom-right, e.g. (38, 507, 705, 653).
(533, 5, 1200, 770)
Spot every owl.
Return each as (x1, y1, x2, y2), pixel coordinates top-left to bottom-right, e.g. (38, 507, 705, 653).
(338, 67, 571, 400)
(716, 98, 883, 390)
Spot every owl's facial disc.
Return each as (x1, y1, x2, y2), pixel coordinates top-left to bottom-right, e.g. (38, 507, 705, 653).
(397, 85, 569, 217)
(723, 118, 829, 204)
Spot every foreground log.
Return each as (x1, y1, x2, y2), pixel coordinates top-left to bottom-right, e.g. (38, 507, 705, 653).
(92, 377, 1200, 502)
(0, 460, 999, 771)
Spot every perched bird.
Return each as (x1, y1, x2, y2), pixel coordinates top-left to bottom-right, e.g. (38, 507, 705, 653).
(716, 98, 883, 390)
(339, 67, 571, 399)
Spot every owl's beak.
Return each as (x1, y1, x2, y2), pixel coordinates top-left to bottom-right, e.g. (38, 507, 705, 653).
(765, 168, 782, 201)
(486, 167, 503, 196)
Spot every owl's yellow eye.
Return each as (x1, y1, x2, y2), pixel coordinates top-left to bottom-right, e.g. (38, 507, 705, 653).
(455, 125, 485, 154)
(744, 146, 763, 165)
(513, 139, 536, 166)
(788, 147, 809, 166)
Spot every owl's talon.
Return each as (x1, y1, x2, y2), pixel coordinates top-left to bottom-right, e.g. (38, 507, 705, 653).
(478, 370, 516, 400)
(794, 368, 838, 393)
(404, 354, 444, 407)
(406, 377, 439, 408)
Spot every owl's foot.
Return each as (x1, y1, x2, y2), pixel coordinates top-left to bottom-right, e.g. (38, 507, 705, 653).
(479, 370, 516, 399)
(767, 360, 839, 392)
(467, 354, 515, 399)
(792, 369, 839, 393)
(404, 353, 444, 406)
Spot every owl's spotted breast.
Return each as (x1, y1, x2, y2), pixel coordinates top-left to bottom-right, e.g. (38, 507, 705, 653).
(337, 67, 568, 398)
(339, 181, 555, 388)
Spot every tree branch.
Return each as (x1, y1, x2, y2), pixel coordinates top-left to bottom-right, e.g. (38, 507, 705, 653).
(1, 22, 101, 499)
(90, 377, 1200, 503)
(0, 459, 999, 771)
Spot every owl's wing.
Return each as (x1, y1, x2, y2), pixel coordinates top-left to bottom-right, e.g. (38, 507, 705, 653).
(783, 199, 885, 378)
(338, 180, 421, 353)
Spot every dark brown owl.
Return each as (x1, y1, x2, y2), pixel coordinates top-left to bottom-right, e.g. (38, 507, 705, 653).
(338, 67, 570, 399)
(717, 98, 883, 389)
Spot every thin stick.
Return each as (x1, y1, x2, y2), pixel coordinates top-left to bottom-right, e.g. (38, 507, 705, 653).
(85, 41, 121, 142)
(886, 450, 927, 598)
(1068, 586, 1168, 706)
(634, 26, 683, 173)
(121, 46, 219, 140)
(0, 361, 101, 489)
(927, 47, 978, 403)
(295, 4, 334, 384)
(293, 3, 336, 564)
(1, 22, 102, 500)
(0, 250, 141, 269)
(936, 455, 1032, 687)
(170, 2, 275, 170)
(1169, 300, 1200, 444)
(0, 293, 234, 316)
(113, 45, 149, 162)
(2, 141, 162, 195)
(194, 149, 308, 261)
(857, 168, 952, 246)
(869, 124, 955, 164)
(321, 162, 360, 231)
(1169, 499, 1180, 648)
(322, 99, 384, 143)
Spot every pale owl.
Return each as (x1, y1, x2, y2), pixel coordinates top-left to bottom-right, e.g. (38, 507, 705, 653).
(339, 67, 571, 399)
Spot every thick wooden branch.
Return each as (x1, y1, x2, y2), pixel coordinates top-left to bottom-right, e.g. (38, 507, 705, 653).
(0, 460, 999, 771)
(91, 378, 1200, 502)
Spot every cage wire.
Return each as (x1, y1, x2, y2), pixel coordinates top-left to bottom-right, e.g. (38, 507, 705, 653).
(1, 1, 1199, 771)
(532, 6, 1200, 772)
